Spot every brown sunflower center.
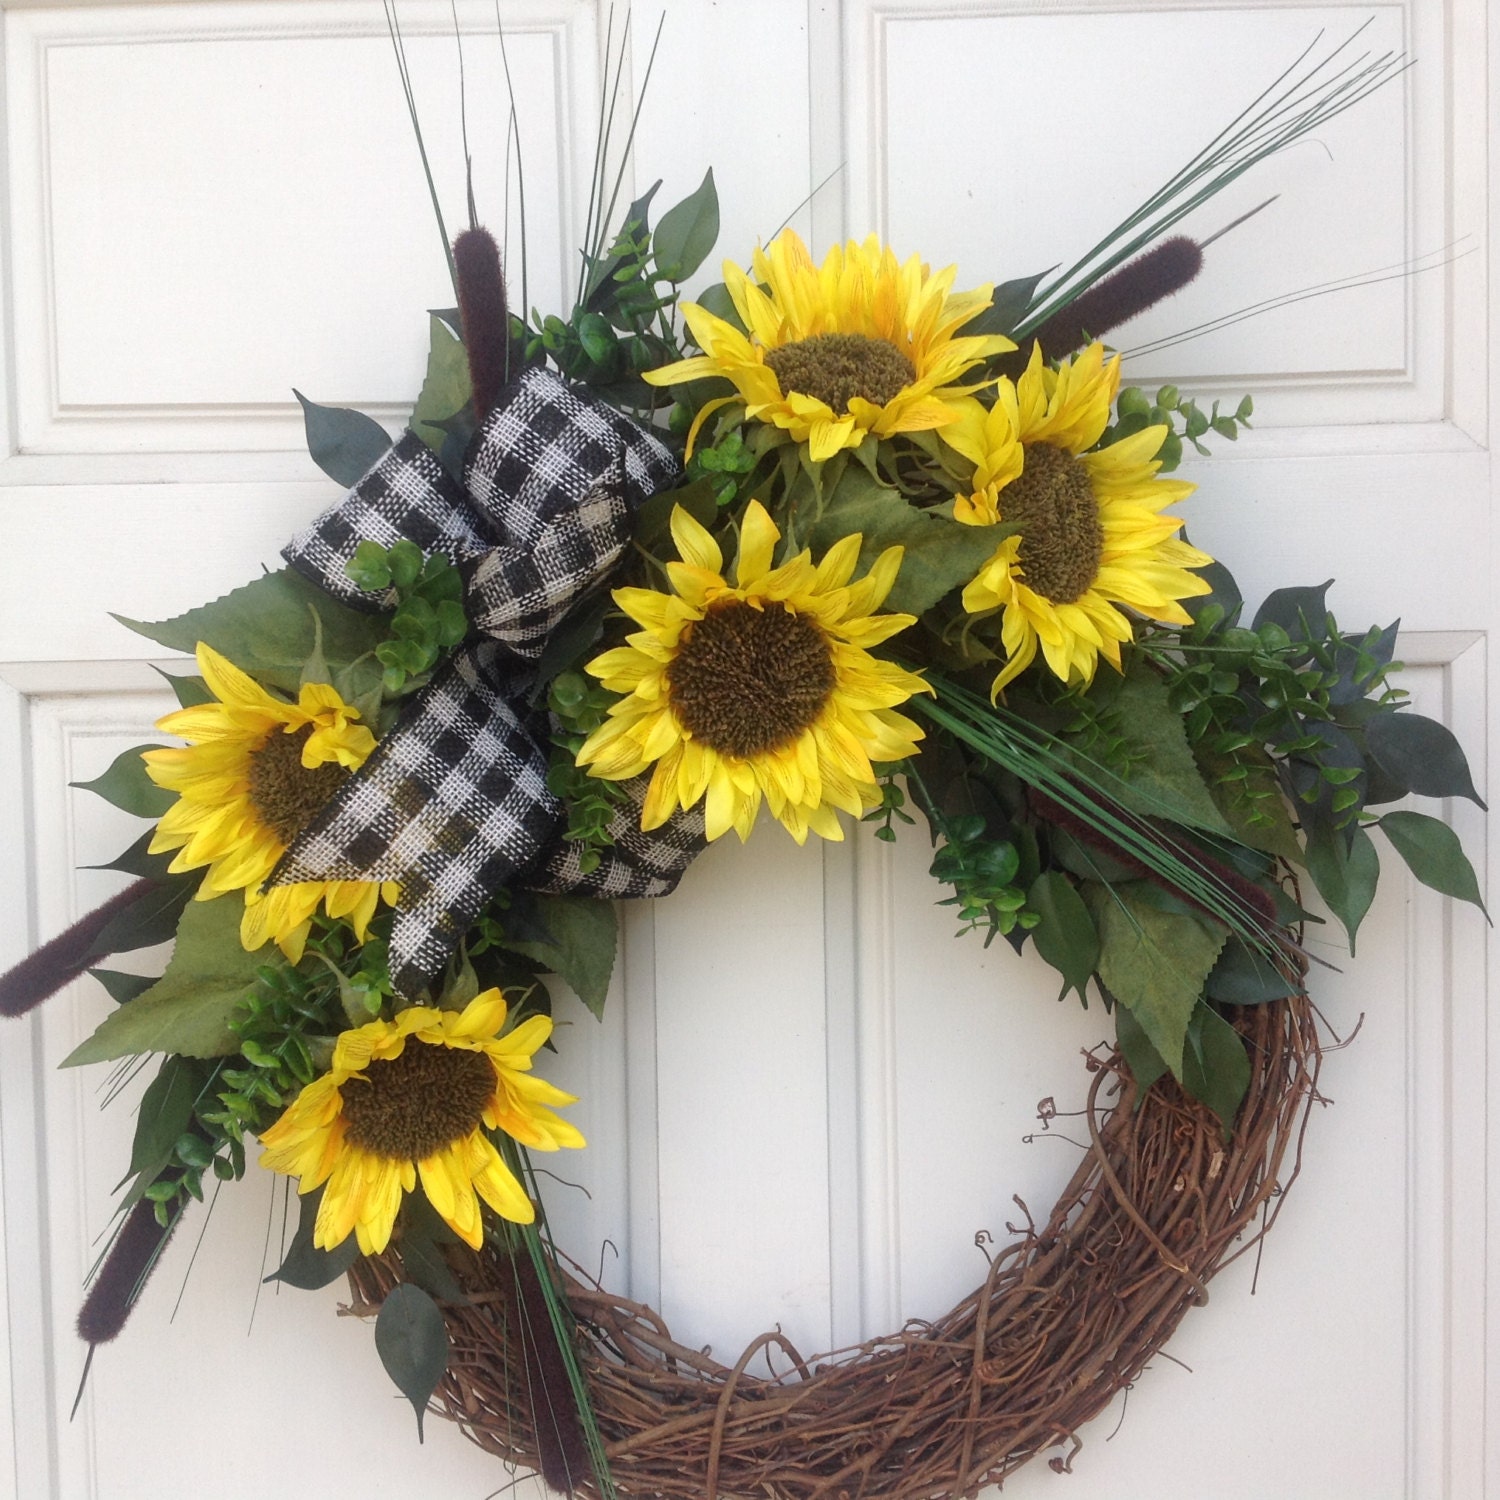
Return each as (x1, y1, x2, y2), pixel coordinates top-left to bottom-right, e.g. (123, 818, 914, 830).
(764, 333, 916, 415)
(1002, 443, 1105, 604)
(668, 600, 837, 758)
(247, 722, 350, 847)
(339, 1041, 497, 1161)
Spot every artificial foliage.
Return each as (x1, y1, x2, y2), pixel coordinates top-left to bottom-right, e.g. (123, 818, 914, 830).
(0, 18, 1486, 1500)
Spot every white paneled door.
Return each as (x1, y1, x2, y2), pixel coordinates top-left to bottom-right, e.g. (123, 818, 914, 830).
(1, 3, 1493, 1498)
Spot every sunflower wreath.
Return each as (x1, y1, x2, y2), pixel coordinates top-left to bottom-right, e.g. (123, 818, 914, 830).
(0, 23, 1487, 1500)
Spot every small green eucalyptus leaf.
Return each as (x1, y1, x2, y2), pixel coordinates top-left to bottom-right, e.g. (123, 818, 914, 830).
(1378, 810, 1488, 916)
(652, 167, 719, 282)
(1365, 711, 1486, 809)
(375, 1284, 450, 1441)
(72, 747, 174, 820)
(295, 391, 391, 488)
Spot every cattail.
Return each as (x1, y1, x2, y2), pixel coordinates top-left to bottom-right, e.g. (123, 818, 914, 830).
(454, 227, 512, 424)
(76, 1197, 182, 1346)
(499, 1249, 590, 1494)
(0, 877, 158, 1019)
(1027, 785, 1278, 929)
(1024, 236, 1204, 364)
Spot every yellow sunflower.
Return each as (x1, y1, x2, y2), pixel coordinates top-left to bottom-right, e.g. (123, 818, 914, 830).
(259, 989, 582, 1254)
(576, 500, 930, 844)
(142, 642, 395, 963)
(644, 229, 1013, 462)
(947, 343, 1213, 695)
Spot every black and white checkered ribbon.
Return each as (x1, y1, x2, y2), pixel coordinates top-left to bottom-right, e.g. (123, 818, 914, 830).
(272, 366, 703, 998)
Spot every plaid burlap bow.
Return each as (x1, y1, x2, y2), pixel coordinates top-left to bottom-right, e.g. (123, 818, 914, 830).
(272, 365, 704, 998)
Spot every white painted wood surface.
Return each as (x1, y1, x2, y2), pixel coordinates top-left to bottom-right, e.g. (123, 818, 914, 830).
(0, 2, 1493, 1498)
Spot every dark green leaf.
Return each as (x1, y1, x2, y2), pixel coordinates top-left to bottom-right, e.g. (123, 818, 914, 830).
(1205, 939, 1300, 1005)
(267, 1187, 363, 1290)
(1084, 881, 1226, 1076)
(634, 476, 720, 555)
(1197, 746, 1302, 865)
(1179, 1001, 1251, 1132)
(1365, 710, 1486, 809)
(294, 391, 392, 487)
(1115, 999, 1168, 1094)
(969, 270, 1050, 337)
(1303, 822, 1379, 953)
(115, 569, 389, 697)
(1184, 560, 1243, 629)
(85, 878, 196, 959)
(410, 314, 473, 455)
(375, 1284, 450, 1440)
(1250, 581, 1332, 643)
(398, 1226, 468, 1304)
(1378, 810, 1488, 915)
(153, 667, 214, 708)
(71, 747, 174, 819)
(1027, 871, 1098, 1002)
(652, 168, 719, 282)
(66, 896, 266, 1065)
(88, 828, 177, 881)
(499, 894, 617, 1019)
(90, 969, 156, 1005)
(694, 281, 745, 332)
(126, 1056, 208, 1180)
(1328, 619, 1399, 705)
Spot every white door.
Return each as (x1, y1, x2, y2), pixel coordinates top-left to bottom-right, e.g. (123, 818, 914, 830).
(1, 3, 1492, 1498)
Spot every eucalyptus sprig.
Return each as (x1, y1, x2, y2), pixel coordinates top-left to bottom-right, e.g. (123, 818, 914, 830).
(346, 540, 468, 695)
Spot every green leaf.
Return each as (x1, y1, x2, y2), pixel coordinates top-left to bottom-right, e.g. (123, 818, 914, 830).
(1365, 710, 1486, 810)
(1184, 561, 1244, 629)
(115, 569, 389, 697)
(634, 476, 720, 555)
(968, 270, 1049, 337)
(1085, 881, 1226, 1076)
(294, 391, 392, 487)
(375, 1283, 450, 1441)
(1179, 1001, 1251, 1133)
(71, 747, 174, 819)
(152, 667, 214, 708)
(398, 1218, 468, 1305)
(694, 281, 746, 332)
(652, 168, 719, 282)
(267, 1187, 363, 1290)
(806, 470, 1010, 616)
(410, 314, 473, 455)
(1250, 581, 1332, 643)
(126, 1055, 208, 1181)
(87, 829, 176, 881)
(1378, 810, 1488, 916)
(86, 878, 196, 959)
(527, 590, 612, 706)
(1197, 746, 1302, 865)
(500, 894, 617, 1019)
(1303, 822, 1379, 953)
(1204, 939, 1300, 1005)
(1026, 871, 1098, 1002)
(1104, 666, 1233, 834)
(89, 968, 156, 1005)
(1115, 1001, 1168, 1094)
(65, 897, 265, 1065)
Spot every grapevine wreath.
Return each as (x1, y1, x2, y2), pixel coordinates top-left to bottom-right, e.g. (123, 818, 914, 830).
(1, 22, 1487, 1500)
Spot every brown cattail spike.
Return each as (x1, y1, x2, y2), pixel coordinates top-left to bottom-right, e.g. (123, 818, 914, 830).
(499, 1248, 589, 1494)
(0, 877, 159, 1019)
(1029, 236, 1204, 361)
(453, 227, 512, 424)
(76, 1197, 182, 1347)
